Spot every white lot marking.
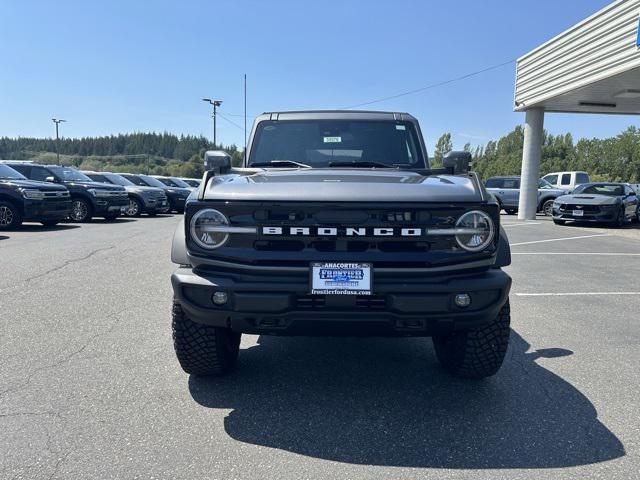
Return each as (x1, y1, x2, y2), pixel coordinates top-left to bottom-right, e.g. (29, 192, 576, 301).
(516, 292, 640, 297)
(512, 252, 640, 256)
(502, 222, 542, 227)
(510, 234, 609, 246)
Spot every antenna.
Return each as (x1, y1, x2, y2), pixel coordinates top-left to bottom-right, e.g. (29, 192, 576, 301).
(244, 74, 247, 164)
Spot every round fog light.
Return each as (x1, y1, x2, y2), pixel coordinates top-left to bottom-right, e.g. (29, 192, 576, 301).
(212, 291, 228, 305)
(454, 293, 471, 308)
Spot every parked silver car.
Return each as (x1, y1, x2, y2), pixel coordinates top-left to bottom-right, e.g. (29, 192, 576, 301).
(552, 182, 639, 227)
(485, 176, 566, 216)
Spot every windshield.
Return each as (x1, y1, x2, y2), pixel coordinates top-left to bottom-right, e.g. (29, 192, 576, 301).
(138, 174, 167, 188)
(182, 179, 200, 187)
(104, 173, 135, 186)
(538, 179, 555, 189)
(49, 166, 93, 182)
(248, 120, 426, 168)
(574, 184, 624, 196)
(0, 164, 27, 180)
(157, 177, 190, 188)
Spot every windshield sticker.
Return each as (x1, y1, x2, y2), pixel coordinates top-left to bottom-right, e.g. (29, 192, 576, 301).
(323, 136, 342, 143)
(395, 125, 406, 130)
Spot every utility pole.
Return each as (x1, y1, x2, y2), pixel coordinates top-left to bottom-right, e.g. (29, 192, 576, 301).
(52, 118, 66, 164)
(202, 98, 222, 146)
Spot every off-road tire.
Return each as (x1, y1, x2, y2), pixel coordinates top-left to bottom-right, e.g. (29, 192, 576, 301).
(0, 201, 22, 230)
(433, 301, 511, 379)
(172, 301, 241, 376)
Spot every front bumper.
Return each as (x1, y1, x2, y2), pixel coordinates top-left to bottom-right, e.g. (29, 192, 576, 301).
(553, 206, 617, 222)
(23, 198, 71, 221)
(171, 267, 511, 336)
(168, 195, 188, 211)
(92, 196, 129, 216)
(141, 196, 168, 213)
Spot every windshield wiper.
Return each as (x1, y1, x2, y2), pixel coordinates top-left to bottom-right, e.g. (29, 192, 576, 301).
(251, 160, 311, 168)
(328, 161, 395, 168)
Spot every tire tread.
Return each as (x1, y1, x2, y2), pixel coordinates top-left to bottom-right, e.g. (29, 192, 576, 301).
(172, 301, 240, 376)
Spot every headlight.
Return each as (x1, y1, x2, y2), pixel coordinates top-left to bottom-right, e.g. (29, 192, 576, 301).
(22, 190, 44, 200)
(88, 188, 112, 197)
(190, 209, 230, 249)
(553, 201, 561, 208)
(455, 210, 495, 252)
(22, 189, 45, 199)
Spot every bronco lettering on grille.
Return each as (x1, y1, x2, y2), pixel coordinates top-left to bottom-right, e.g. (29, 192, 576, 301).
(262, 226, 427, 237)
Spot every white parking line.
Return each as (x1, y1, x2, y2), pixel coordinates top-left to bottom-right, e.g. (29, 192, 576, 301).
(512, 252, 640, 256)
(516, 292, 640, 297)
(502, 222, 542, 227)
(510, 234, 609, 246)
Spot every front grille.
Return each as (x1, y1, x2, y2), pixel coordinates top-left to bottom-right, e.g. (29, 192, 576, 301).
(43, 191, 70, 198)
(187, 201, 499, 270)
(561, 204, 600, 212)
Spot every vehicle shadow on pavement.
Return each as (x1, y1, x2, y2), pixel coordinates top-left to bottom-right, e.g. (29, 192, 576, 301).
(188, 331, 625, 469)
(16, 224, 80, 232)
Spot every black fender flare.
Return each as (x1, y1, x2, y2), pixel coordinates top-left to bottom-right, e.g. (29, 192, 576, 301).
(495, 225, 511, 267)
(171, 218, 190, 265)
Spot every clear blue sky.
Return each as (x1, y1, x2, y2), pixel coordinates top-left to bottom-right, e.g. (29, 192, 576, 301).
(1, 0, 633, 152)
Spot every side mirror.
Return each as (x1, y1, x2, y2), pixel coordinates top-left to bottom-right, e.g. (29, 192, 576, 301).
(204, 150, 232, 175)
(443, 151, 472, 174)
(45, 176, 55, 183)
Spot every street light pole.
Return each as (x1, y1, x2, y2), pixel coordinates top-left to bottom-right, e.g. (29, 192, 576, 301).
(202, 98, 222, 146)
(52, 118, 66, 164)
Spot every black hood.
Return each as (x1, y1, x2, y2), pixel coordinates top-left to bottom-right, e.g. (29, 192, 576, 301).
(203, 169, 483, 203)
(65, 181, 125, 191)
(0, 178, 68, 191)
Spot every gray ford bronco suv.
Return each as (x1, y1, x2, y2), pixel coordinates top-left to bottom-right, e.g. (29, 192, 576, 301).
(171, 111, 512, 379)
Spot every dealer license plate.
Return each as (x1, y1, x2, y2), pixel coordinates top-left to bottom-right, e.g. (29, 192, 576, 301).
(572, 209, 584, 217)
(311, 262, 372, 295)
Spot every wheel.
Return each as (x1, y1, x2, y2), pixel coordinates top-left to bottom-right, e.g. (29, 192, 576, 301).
(41, 220, 59, 227)
(505, 209, 517, 215)
(69, 198, 93, 222)
(611, 206, 624, 228)
(553, 219, 566, 225)
(432, 301, 510, 379)
(172, 301, 241, 375)
(124, 198, 142, 217)
(0, 201, 22, 230)
(541, 199, 554, 217)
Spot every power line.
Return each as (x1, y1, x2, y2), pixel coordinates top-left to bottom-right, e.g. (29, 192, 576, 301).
(341, 59, 516, 109)
(217, 111, 245, 131)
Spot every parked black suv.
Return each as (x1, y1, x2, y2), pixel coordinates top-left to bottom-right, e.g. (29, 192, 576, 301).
(170, 111, 512, 380)
(9, 163, 129, 222)
(120, 173, 191, 213)
(82, 171, 169, 217)
(0, 163, 71, 229)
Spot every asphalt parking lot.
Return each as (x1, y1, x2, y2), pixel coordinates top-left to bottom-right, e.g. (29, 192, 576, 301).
(1, 215, 639, 479)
